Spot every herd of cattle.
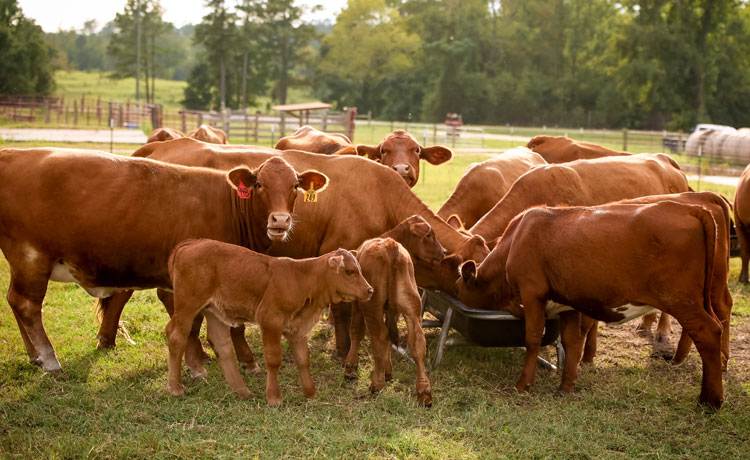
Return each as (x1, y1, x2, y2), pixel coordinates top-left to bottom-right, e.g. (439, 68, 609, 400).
(3, 123, 749, 411)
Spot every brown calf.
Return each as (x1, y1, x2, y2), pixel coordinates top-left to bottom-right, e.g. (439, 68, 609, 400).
(187, 124, 228, 144)
(735, 163, 750, 283)
(526, 135, 629, 163)
(356, 130, 452, 187)
(167, 241, 372, 406)
(147, 127, 185, 143)
(275, 125, 356, 155)
(457, 201, 723, 409)
(342, 216, 443, 405)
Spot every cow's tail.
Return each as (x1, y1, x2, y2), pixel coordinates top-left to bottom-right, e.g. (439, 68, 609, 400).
(386, 313, 400, 346)
(168, 239, 198, 281)
(691, 205, 717, 316)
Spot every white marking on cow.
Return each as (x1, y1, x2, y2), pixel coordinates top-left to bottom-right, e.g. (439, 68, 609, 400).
(546, 301, 657, 324)
(50, 261, 140, 298)
(50, 261, 78, 283)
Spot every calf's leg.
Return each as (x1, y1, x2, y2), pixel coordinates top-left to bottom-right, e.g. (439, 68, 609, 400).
(165, 311, 198, 396)
(204, 311, 250, 398)
(260, 325, 284, 407)
(361, 302, 390, 393)
(558, 310, 584, 393)
(737, 219, 750, 283)
(157, 289, 208, 373)
(580, 315, 598, 364)
(401, 294, 432, 406)
(330, 302, 352, 360)
(344, 304, 366, 380)
(286, 333, 316, 399)
(635, 312, 657, 337)
(654, 312, 673, 343)
(516, 295, 547, 392)
(230, 325, 261, 375)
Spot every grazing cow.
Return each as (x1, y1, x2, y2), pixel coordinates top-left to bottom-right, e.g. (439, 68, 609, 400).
(457, 201, 723, 409)
(96, 142, 488, 369)
(187, 124, 228, 144)
(147, 127, 184, 143)
(343, 216, 443, 405)
(167, 241, 372, 406)
(735, 163, 750, 283)
(0, 148, 327, 375)
(356, 130, 453, 187)
(275, 125, 356, 155)
(526, 135, 629, 163)
(573, 192, 732, 370)
(437, 147, 546, 229)
(468, 153, 691, 245)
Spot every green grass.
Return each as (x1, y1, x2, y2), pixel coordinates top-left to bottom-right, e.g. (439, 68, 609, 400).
(1, 151, 749, 459)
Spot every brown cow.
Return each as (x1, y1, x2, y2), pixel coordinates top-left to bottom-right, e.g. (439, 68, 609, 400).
(343, 216, 443, 405)
(457, 201, 723, 409)
(356, 130, 453, 187)
(526, 135, 630, 163)
(167, 241, 372, 405)
(96, 141, 488, 368)
(275, 125, 356, 155)
(187, 124, 228, 144)
(147, 127, 184, 143)
(572, 192, 732, 370)
(735, 163, 750, 283)
(468, 153, 691, 245)
(437, 147, 546, 229)
(0, 148, 327, 375)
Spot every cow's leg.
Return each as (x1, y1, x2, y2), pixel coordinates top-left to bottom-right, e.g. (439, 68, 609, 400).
(401, 294, 432, 406)
(157, 289, 208, 373)
(515, 295, 547, 392)
(674, 288, 733, 371)
(580, 315, 598, 364)
(558, 310, 584, 393)
(286, 333, 316, 399)
(330, 302, 352, 360)
(164, 309, 199, 396)
(7, 272, 62, 375)
(344, 303, 366, 380)
(205, 311, 250, 398)
(260, 324, 284, 407)
(737, 219, 750, 283)
(670, 307, 724, 409)
(635, 312, 657, 337)
(96, 290, 134, 349)
(361, 302, 389, 393)
(230, 326, 261, 375)
(654, 313, 673, 343)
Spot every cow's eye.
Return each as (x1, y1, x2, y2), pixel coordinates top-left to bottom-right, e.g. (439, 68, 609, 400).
(416, 147, 421, 154)
(294, 183, 299, 189)
(255, 183, 262, 189)
(345, 269, 356, 276)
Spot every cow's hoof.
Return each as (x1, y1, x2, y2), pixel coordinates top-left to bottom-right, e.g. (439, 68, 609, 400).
(168, 385, 185, 397)
(344, 372, 358, 382)
(634, 328, 652, 338)
(384, 373, 392, 382)
(235, 389, 252, 399)
(417, 390, 433, 407)
(96, 335, 116, 349)
(698, 397, 722, 412)
(655, 334, 671, 344)
(47, 368, 67, 379)
(266, 397, 282, 407)
(242, 362, 262, 376)
(369, 385, 384, 395)
(188, 367, 208, 379)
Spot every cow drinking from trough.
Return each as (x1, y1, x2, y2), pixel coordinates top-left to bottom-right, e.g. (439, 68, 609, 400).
(167, 242, 372, 406)
(0, 148, 327, 375)
(457, 201, 723, 409)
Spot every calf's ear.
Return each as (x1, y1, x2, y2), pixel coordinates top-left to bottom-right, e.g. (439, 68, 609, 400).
(349, 249, 359, 259)
(459, 260, 477, 285)
(409, 220, 430, 238)
(446, 214, 464, 230)
(328, 255, 344, 273)
(227, 166, 258, 190)
(356, 144, 382, 161)
(298, 170, 329, 192)
(420, 146, 452, 165)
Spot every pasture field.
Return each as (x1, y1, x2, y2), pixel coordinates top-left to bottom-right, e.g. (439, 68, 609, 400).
(0, 153, 749, 459)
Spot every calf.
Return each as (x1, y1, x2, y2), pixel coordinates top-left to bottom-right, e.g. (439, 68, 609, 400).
(356, 130, 452, 187)
(167, 241, 372, 406)
(147, 127, 184, 143)
(457, 201, 723, 409)
(734, 163, 750, 283)
(275, 125, 356, 155)
(342, 216, 443, 405)
(187, 124, 228, 144)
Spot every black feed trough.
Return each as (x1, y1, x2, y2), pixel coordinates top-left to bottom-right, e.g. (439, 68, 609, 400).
(420, 288, 563, 369)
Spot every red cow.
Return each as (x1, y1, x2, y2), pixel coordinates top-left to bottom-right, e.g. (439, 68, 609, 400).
(187, 124, 228, 144)
(526, 135, 630, 163)
(275, 125, 356, 155)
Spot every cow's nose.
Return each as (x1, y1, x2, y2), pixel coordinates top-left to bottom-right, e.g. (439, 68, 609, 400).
(270, 214, 291, 227)
(443, 249, 448, 256)
(392, 164, 410, 175)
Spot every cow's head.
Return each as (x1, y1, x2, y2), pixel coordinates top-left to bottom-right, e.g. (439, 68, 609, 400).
(227, 157, 328, 242)
(396, 215, 446, 265)
(326, 249, 374, 304)
(356, 130, 452, 187)
(455, 260, 497, 310)
(414, 253, 463, 296)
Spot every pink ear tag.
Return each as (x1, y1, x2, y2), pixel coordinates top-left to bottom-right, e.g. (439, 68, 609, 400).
(237, 180, 251, 199)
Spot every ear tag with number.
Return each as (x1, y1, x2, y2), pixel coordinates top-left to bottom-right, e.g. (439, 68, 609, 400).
(237, 180, 251, 199)
(304, 183, 317, 203)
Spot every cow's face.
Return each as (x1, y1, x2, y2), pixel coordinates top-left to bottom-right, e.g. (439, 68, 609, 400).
(327, 249, 373, 303)
(356, 130, 452, 187)
(227, 157, 328, 242)
(403, 216, 446, 265)
(455, 260, 498, 310)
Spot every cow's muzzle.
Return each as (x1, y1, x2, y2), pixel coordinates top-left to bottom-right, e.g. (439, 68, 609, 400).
(267, 213, 292, 241)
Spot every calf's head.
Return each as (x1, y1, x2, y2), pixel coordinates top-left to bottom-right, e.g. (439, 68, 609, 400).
(325, 249, 374, 304)
(395, 215, 446, 265)
(356, 130, 452, 187)
(227, 157, 328, 242)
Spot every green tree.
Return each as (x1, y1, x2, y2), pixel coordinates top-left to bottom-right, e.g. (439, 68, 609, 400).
(194, 0, 238, 110)
(0, 0, 55, 95)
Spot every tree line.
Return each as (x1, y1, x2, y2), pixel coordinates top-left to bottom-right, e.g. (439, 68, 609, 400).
(4, 0, 750, 130)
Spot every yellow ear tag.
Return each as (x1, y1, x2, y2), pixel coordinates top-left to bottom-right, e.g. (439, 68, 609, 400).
(304, 183, 318, 203)
(364, 153, 369, 159)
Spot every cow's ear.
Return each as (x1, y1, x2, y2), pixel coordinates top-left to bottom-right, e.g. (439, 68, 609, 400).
(298, 170, 329, 193)
(227, 166, 257, 190)
(446, 214, 464, 230)
(420, 146, 452, 165)
(409, 220, 430, 238)
(459, 260, 477, 285)
(349, 249, 358, 259)
(328, 255, 344, 272)
(356, 144, 382, 161)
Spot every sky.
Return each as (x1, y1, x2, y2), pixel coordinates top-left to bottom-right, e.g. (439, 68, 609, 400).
(18, 0, 348, 33)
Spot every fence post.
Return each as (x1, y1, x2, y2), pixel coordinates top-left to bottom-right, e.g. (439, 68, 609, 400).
(433, 124, 437, 144)
(678, 130, 683, 155)
(73, 100, 78, 125)
(244, 112, 249, 144)
(97, 97, 101, 126)
(280, 112, 286, 138)
(197, 112, 203, 127)
(180, 110, 186, 133)
(44, 99, 50, 123)
(254, 112, 259, 144)
(322, 109, 328, 131)
(622, 128, 628, 151)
